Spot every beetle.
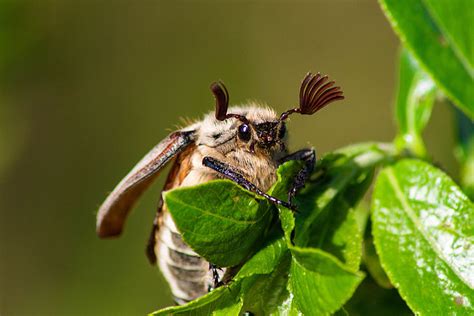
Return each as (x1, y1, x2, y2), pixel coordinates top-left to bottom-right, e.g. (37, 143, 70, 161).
(96, 72, 344, 304)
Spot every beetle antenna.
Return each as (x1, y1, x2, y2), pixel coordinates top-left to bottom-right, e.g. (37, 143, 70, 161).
(211, 81, 229, 121)
(210, 81, 249, 124)
(280, 72, 344, 120)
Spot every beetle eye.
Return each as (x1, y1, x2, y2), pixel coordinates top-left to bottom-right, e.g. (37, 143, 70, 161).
(279, 123, 286, 138)
(238, 124, 251, 142)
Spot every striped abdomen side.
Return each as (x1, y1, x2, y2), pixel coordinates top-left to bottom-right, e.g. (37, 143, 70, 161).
(156, 212, 224, 303)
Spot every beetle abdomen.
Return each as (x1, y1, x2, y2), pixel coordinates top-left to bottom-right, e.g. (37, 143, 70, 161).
(156, 212, 221, 303)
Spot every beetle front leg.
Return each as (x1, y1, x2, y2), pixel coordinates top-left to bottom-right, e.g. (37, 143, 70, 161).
(202, 156, 296, 210)
(279, 148, 316, 204)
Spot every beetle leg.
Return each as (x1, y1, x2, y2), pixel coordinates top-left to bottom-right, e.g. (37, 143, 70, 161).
(202, 156, 295, 210)
(208, 263, 224, 290)
(279, 149, 316, 204)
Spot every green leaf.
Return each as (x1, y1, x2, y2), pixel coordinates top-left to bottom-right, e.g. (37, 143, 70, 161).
(360, 207, 393, 289)
(240, 253, 294, 315)
(149, 283, 243, 316)
(296, 170, 371, 271)
(379, 0, 474, 118)
(235, 233, 288, 280)
(293, 143, 387, 270)
(354, 202, 371, 236)
(421, 0, 474, 68)
(240, 245, 365, 316)
(164, 180, 272, 267)
(289, 246, 365, 316)
(394, 49, 437, 157)
(363, 234, 393, 289)
(372, 159, 474, 314)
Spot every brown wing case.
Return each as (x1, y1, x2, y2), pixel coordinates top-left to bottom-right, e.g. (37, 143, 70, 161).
(145, 143, 196, 264)
(96, 129, 196, 238)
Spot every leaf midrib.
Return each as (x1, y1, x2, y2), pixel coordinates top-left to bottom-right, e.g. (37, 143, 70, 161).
(167, 196, 263, 225)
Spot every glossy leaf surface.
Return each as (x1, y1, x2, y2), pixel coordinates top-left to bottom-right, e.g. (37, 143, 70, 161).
(372, 159, 474, 314)
(289, 246, 364, 316)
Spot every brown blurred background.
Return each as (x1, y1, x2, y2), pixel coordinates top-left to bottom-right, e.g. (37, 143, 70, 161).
(0, 1, 456, 315)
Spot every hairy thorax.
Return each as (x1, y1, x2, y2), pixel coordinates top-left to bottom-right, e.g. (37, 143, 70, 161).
(196, 144, 282, 190)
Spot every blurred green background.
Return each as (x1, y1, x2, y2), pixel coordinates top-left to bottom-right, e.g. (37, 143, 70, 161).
(0, 1, 456, 315)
